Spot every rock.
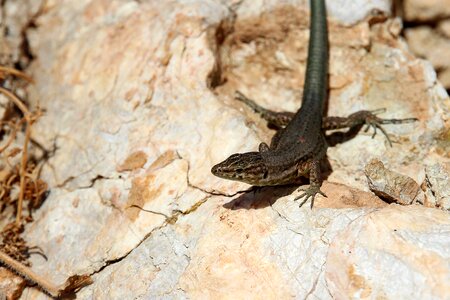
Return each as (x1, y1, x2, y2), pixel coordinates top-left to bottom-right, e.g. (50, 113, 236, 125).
(401, 0, 450, 89)
(326, 205, 450, 299)
(1, 0, 43, 65)
(365, 159, 424, 205)
(0, 268, 26, 300)
(0, 0, 446, 298)
(405, 25, 450, 89)
(422, 163, 450, 209)
(403, 0, 450, 21)
(116, 150, 148, 172)
(439, 19, 450, 38)
(315, 181, 388, 208)
(77, 196, 381, 299)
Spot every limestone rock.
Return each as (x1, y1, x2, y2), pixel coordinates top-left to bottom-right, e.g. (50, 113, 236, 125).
(0, 268, 25, 300)
(1, 0, 43, 65)
(0, 0, 447, 299)
(365, 159, 424, 205)
(77, 197, 382, 299)
(326, 205, 450, 299)
(401, 0, 450, 89)
(405, 25, 450, 89)
(403, 0, 450, 21)
(423, 163, 450, 209)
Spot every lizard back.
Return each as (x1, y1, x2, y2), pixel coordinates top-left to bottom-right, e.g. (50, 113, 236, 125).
(263, 0, 328, 167)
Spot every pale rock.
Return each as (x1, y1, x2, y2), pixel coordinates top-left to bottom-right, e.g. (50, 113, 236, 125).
(326, 205, 450, 299)
(439, 19, 450, 38)
(0, 268, 25, 300)
(401, 0, 450, 90)
(365, 159, 424, 205)
(77, 193, 384, 299)
(438, 68, 450, 90)
(0, 0, 444, 299)
(423, 163, 450, 210)
(403, 0, 450, 21)
(405, 26, 450, 89)
(237, 0, 392, 26)
(1, 0, 43, 64)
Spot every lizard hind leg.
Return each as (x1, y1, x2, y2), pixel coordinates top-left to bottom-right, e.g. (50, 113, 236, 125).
(235, 91, 294, 129)
(363, 110, 417, 147)
(322, 109, 418, 147)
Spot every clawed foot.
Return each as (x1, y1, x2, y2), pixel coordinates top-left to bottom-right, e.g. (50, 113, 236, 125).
(294, 185, 327, 209)
(360, 109, 417, 147)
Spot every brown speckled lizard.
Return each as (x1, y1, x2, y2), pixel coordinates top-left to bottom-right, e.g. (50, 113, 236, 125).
(211, 0, 417, 208)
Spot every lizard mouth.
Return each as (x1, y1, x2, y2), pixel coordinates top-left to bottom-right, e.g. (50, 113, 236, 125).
(210, 163, 237, 180)
(210, 164, 225, 177)
(211, 152, 267, 183)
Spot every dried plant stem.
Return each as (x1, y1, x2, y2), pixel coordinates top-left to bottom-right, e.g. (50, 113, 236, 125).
(0, 66, 34, 83)
(0, 250, 60, 297)
(0, 250, 92, 297)
(17, 123, 31, 226)
(0, 87, 33, 226)
(0, 119, 24, 153)
(0, 87, 31, 117)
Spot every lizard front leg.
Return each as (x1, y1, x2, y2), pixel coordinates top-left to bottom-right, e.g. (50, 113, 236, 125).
(294, 159, 326, 208)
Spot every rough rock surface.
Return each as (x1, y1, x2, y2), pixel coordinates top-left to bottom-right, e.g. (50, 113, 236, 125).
(0, 0, 449, 299)
(0, 268, 25, 300)
(365, 159, 424, 205)
(326, 205, 450, 299)
(402, 0, 450, 89)
(403, 0, 450, 21)
(405, 25, 450, 90)
(423, 163, 450, 209)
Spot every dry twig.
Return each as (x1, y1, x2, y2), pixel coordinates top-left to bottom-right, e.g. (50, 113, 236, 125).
(0, 78, 34, 227)
(0, 250, 92, 298)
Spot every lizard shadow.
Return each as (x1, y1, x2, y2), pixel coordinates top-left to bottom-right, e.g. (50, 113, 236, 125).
(223, 184, 300, 210)
(325, 124, 364, 147)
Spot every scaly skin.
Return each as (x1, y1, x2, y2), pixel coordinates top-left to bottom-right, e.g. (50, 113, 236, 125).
(211, 0, 417, 208)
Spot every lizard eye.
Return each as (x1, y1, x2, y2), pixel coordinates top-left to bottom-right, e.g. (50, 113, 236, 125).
(235, 168, 243, 173)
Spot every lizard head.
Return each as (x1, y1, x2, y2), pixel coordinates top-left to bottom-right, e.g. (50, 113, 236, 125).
(211, 152, 268, 185)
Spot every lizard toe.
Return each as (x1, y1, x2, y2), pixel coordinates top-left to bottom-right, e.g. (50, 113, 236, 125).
(294, 185, 326, 209)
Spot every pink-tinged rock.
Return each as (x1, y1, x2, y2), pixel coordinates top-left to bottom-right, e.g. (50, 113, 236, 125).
(326, 205, 450, 299)
(0, 0, 446, 298)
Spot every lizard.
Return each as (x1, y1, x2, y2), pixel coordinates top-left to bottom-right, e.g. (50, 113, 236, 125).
(211, 0, 417, 208)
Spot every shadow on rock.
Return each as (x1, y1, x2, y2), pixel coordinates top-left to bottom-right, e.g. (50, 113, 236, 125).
(223, 184, 300, 210)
